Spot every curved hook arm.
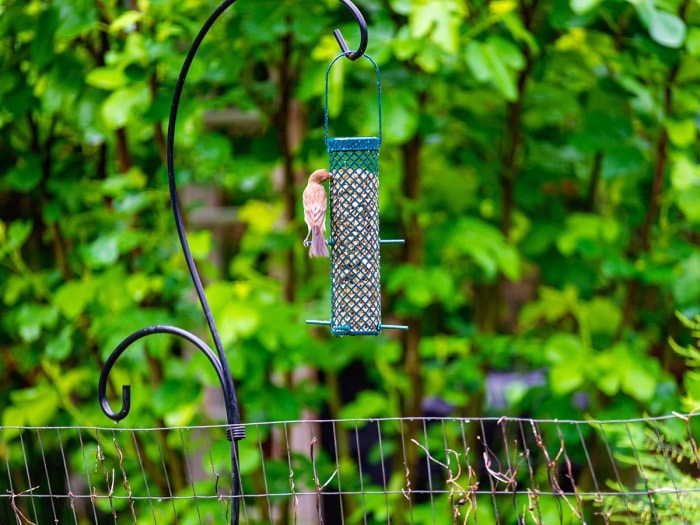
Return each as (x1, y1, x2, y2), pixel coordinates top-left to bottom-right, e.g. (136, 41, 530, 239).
(98, 325, 227, 422)
(334, 0, 368, 60)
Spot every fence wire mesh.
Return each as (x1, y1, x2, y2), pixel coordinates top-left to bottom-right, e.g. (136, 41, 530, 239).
(2, 414, 700, 524)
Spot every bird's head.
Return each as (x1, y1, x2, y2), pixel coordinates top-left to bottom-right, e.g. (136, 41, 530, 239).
(309, 169, 332, 183)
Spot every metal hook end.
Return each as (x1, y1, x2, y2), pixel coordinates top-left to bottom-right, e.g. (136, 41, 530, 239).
(100, 384, 131, 422)
(334, 28, 350, 54)
(335, 0, 368, 60)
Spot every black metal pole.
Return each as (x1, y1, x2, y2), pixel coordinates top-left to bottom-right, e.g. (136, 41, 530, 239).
(164, 2, 245, 519)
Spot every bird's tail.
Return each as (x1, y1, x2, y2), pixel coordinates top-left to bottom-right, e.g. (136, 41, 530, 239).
(310, 226, 329, 257)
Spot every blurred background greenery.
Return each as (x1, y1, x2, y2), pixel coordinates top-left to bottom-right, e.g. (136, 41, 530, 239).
(1, 0, 700, 522)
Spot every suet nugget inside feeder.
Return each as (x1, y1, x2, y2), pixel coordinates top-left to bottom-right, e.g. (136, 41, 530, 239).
(306, 54, 407, 336)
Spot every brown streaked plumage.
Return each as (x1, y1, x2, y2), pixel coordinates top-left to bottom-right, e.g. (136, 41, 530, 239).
(302, 169, 332, 257)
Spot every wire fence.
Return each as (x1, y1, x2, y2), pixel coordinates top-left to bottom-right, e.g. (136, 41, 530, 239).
(2, 413, 700, 524)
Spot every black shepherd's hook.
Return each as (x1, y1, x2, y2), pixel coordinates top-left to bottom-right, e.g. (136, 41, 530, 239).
(335, 0, 368, 60)
(97, 1, 370, 524)
(97, 326, 228, 422)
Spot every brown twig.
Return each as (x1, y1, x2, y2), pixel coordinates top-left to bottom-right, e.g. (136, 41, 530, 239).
(288, 460, 299, 525)
(410, 439, 478, 525)
(8, 487, 39, 525)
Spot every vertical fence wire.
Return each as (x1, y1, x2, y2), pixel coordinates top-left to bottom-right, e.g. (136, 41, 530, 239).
(331, 420, 347, 524)
(649, 418, 687, 523)
(35, 428, 58, 523)
(18, 427, 39, 523)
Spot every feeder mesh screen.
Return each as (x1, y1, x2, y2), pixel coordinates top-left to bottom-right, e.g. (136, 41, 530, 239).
(329, 144, 380, 335)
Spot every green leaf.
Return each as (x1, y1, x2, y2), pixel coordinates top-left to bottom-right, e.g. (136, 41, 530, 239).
(556, 213, 621, 256)
(520, 286, 577, 327)
(338, 391, 390, 420)
(672, 253, 700, 306)
(410, 2, 437, 39)
(126, 273, 163, 303)
(153, 379, 202, 415)
(671, 154, 700, 191)
(604, 343, 658, 402)
(46, 326, 73, 361)
(109, 10, 143, 33)
(85, 67, 128, 90)
(82, 234, 120, 268)
(550, 361, 585, 395)
(502, 12, 539, 54)
(449, 217, 521, 280)
(666, 119, 697, 148)
(1, 407, 24, 438)
(601, 145, 646, 179)
(687, 27, 700, 56)
(545, 332, 585, 364)
(7, 157, 42, 192)
(622, 366, 656, 402)
(101, 85, 150, 129)
(632, 0, 655, 28)
(239, 200, 282, 234)
(14, 304, 58, 344)
(18, 321, 40, 343)
(54, 0, 98, 40)
(2, 275, 29, 306)
(54, 280, 93, 319)
(465, 41, 491, 82)
(488, 36, 525, 70)
(466, 40, 519, 101)
(671, 155, 700, 223)
(595, 353, 621, 396)
(649, 10, 686, 49)
(388, 266, 435, 308)
(218, 301, 261, 344)
(31, 7, 59, 69)
(8, 384, 60, 426)
(381, 89, 419, 144)
(570, 0, 604, 14)
(633, 0, 686, 48)
(429, 267, 456, 304)
(389, 0, 412, 15)
(6, 220, 33, 252)
(187, 230, 212, 260)
(326, 49, 345, 118)
(486, 43, 516, 100)
(409, 0, 463, 54)
(580, 297, 622, 336)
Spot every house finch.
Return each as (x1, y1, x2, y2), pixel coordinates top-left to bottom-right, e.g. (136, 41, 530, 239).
(302, 168, 332, 257)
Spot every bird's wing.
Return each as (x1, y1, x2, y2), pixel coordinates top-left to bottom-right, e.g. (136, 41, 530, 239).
(303, 183, 327, 228)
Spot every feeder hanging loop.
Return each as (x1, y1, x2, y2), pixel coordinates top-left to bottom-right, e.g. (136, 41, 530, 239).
(334, 0, 368, 60)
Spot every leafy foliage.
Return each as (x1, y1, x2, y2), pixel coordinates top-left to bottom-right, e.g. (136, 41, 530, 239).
(1, 0, 700, 521)
(604, 314, 700, 523)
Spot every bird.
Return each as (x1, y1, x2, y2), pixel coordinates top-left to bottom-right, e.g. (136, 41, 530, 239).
(302, 168, 332, 257)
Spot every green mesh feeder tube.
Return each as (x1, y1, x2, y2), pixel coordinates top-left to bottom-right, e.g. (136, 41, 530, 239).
(307, 53, 407, 336)
(328, 137, 381, 335)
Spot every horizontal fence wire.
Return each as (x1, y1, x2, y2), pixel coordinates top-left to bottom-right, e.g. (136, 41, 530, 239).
(2, 414, 700, 524)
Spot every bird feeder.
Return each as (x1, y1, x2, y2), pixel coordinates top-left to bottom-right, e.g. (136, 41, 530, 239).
(307, 53, 407, 336)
